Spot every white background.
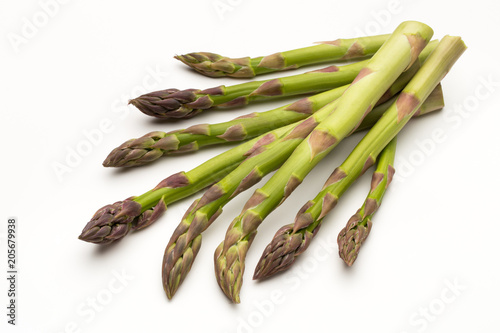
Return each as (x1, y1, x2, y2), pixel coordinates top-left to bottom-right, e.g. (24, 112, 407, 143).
(1, 0, 500, 332)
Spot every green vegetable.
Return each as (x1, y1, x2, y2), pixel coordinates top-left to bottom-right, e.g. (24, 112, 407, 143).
(175, 35, 389, 78)
(130, 61, 366, 119)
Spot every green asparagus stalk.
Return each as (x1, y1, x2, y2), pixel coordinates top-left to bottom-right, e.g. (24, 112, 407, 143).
(253, 137, 397, 278)
(253, 36, 466, 280)
(337, 138, 397, 267)
(213, 21, 435, 303)
(175, 35, 390, 78)
(105, 41, 438, 168)
(161, 83, 441, 299)
(130, 61, 367, 119)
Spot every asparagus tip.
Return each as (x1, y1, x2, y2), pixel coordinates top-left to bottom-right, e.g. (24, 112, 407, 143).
(337, 215, 372, 267)
(79, 199, 142, 244)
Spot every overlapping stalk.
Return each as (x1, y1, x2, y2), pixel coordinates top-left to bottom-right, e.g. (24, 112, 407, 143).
(337, 138, 396, 267)
(213, 21, 435, 303)
(129, 61, 367, 119)
(175, 35, 389, 78)
(253, 36, 466, 280)
(105, 41, 438, 168)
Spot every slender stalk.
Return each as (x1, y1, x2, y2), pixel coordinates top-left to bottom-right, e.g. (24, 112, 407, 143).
(175, 35, 390, 78)
(337, 138, 397, 267)
(130, 60, 367, 119)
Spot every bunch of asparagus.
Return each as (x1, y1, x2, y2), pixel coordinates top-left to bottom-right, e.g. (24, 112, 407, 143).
(79, 21, 466, 303)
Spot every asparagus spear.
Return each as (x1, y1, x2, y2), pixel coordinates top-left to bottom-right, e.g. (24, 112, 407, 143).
(214, 21, 435, 303)
(175, 35, 389, 78)
(130, 61, 366, 119)
(105, 41, 438, 168)
(161, 86, 435, 299)
(337, 138, 397, 267)
(253, 36, 466, 279)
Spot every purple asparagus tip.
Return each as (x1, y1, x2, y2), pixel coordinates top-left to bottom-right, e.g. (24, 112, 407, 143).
(129, 88, 206, 120)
